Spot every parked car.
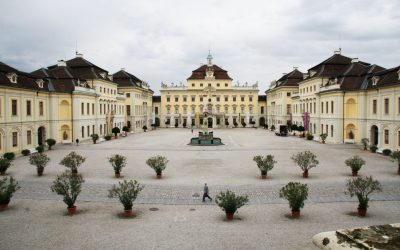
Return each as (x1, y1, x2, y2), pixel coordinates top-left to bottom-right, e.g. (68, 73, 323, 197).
(275, 125, 288, 136)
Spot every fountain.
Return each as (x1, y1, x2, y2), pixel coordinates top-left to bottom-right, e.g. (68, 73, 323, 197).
(189, 112, 223, 146)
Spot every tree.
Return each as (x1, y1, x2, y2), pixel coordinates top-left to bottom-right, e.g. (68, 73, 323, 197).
(59, 151, 86, 174)
(112, 127, 121, 138)
(108, 154, 127, 177)
(291, 151, 319, 178)
(143, 125, 148, 132)
(45, 138, 56, 150)
(122, 126, 130, 133)
(51, 171, 84, 209)
(361, 138, 369, 151)
(279, 182, 308, 217)
(0, 176, 20, 209)
(3, 152, 15, 161)
(253, 155, 277, 178)
(215, 190, 249, 220)
(29, 153, 50, 176)
(390, 151, 400, 175)
(346, 176, 382, 216)
(320, 133, 327, 143)
(91, 134, 99, 144)
(345, 155, 366, 176)
(108, 180, 144, 211)
(146, 156, 168, 178)
(0, 157, 11, 175)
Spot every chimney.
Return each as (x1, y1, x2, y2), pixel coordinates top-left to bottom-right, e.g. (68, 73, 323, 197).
(76, 53, 83, 58)
(57, 60, 66, 67)
(293, 67, 298, 70)
(351, 58, 359, 63)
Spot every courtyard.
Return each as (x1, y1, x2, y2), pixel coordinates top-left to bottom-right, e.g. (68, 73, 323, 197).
(1, 128, 399, 249)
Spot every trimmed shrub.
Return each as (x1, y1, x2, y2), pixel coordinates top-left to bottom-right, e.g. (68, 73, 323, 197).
(215, 190, 249, 214)
(253, 155, 277, 176)
(279, 182, 308, 212)
(59, 151, 86, 174)
(370, 145, 378, 153)
(346, 176, 382, 210)
(361, 138, 369, 150)
(21, 149, 31, 156)
(91, 134, 99, 144)
(3, 152, 15, 161)
(0, 157, 12, 174)
(0, 176, 20, 206)
(36, 146, 44, 153)
(306, 133, 314, 140)
(345, 155, 365, 173)
(45, 138, 56, 150)
(146, 156, 168, 176)
(108, 180, 144, 210)
(51, 171, 84, 209)
(382, 149, 391, 156)
(104, 135, 112, 141)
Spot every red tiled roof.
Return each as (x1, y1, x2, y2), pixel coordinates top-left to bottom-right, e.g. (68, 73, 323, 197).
(187, 64, 232, 80)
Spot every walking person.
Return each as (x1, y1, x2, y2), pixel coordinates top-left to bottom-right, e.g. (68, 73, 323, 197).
(202, 183, 212, 202)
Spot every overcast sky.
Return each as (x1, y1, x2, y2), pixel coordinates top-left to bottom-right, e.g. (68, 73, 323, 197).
(1, 0, 399, 94)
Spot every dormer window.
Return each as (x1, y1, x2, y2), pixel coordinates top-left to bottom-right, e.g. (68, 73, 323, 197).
(6, 73, 18, 83)
(372, 76, 380, 86)
(309, 70, 317, 77)
(397, 69, 400, 80)
(100, 72, 106, 79)
(36, 79, 44, 88)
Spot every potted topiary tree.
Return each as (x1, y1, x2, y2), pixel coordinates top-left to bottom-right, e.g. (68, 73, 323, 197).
(108, 154, 126, 178)
(270, 125, 275, 131)
(108, 180, 144, 217)
(370, 145, 378, 153)
(146, 155, 168, 179)
(91, 134, 99, 144)
(297, 126, 305, 137)
(361, 138, 369, 151)
(143, 125, 148, 132)
(0, 157, 11, 176)
(320, 133, 327, 143)
(253, 155, 277, 179)
(390, 151, 400, 175)
(241, 121, 246, 128)
(59, 151, 86, 175)
(291, 151, 319, 178)
(112, 127, 120, 139)
(45, 138, 56, 150)
(0, 176, 20, 211)
(104, 134, 112, 141)
(233, 121, 238, 128)
(51, 171, 84, 216)
(29, 153, 50, 176)
(279, 182, 308, 219)
(36, 146, 44, 153)
(291, 124, 298, 135)
(345, 155, 366, 176)
(345, 176, 382, 217)
(21, 149, 30, 156)
(215, 190, 249, 220)
(122, 126, 129, 135)
(3, 152, 15, 161)
(306, 132, 314, 140)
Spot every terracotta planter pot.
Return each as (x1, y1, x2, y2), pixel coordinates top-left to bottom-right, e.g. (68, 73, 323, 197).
(0, 203, 8, 211)
(67, 206, 77, 216)
(303, 171, 309, 178)
(291, 210, 300, 219)
(352, 171, 358, 177)
(71, 169, 78, 176)
(0, 171, 5, 176)
(357, 207, 367, 217)
(37, 169, 44, 176)
(156, 174, 162, 179)
(123, 209, 134, 217)
(115, 172, 121, 178)
(261, 174, 267, 179)
(226, 212, 234, 220)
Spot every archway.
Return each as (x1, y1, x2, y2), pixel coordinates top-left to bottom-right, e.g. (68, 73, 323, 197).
(61, 125, 70, 141)
(38, 126, 46, 145)
(345, 124, 356, 139)
(371, 125, 378, 146)
(207, 117, 213, 128)
(259, 117, 266, 127)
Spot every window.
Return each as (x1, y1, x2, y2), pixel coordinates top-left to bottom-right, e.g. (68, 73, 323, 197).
(126, 93, 130, 97)
(398, 131, 400, 147)
(200, 83, 203, 87)
(261, 106, 264, 114)
(39, 101, 44, 116)
(26, 100, 31, 116)
(192, 83, 195, 87)
(326, 102, 328, 114)
(87, 126, 90, 137)
(81, 103, 84, 115)
(241, 96, 245, 102)
(233, 96, 236, 102)
(191, 96, 195, 102)
(384, 98, 389, 114)
(208, 83, 211, 87)
(249, 96, 253, 102)
(373, 99, 377, 114)
(92, 125, 95, 135)
(92, 103, 95, 115)
(81, 126, 84, 138)
(183, 97, 187, 102)
(225, 96, 228, 102)
(200, 97, 203, 102)
(326, 125, 328, 135)
(314, 85, 316, 91)
(287, 92, 291, 97)
(225, 83, 228, 87)
(216, 97, 220, 102)
(100, 104, 102, 114)
(167, 97, 170, 102)
(331, 125, 333, 137)
(384, 129, 389, 144)
(12, 132, 18, 147)
(27, 130, 32, 145)
(12, 99, 17, 116)
(321, 102, 324, 113)
(175, 97, 179, 102)
(321, 124, 324, 133)
(155, 107, 158, 115)
(331, 101, 334, 114)
(217, 83, 220, 87)
(87, 103, 90, 115)
(287, 104, 291, 114)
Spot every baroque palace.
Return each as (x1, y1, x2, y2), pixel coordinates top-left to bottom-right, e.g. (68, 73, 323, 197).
(1, 50, 399, 154)
(0, 53, 152, 155)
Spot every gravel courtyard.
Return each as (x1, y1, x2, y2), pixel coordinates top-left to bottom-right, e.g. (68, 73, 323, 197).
(1, 128, 399, 250)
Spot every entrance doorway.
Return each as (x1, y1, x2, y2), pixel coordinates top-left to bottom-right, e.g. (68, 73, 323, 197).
(38, 126, 46, 146)
(371, 125, 378, 146)
(259, 117, 266, 127)
(207, 117, 213, 128)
